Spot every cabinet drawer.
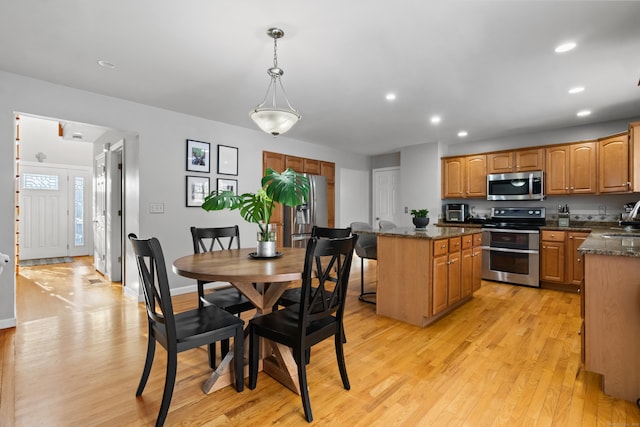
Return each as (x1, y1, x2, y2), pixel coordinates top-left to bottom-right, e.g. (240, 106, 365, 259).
(449, 237, 462, 253)
(434, 239, 449, 257)
(473, 233, 482, 246)
(542, 230, 566, 242)
(462, 235, 473, 249)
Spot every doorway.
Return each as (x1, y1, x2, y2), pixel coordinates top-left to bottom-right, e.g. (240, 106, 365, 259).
(372, 167, 401, 228)
(16, 114, 125, 283)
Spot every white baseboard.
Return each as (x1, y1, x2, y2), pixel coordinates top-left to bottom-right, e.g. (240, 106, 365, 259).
(0, 317, 17, 329)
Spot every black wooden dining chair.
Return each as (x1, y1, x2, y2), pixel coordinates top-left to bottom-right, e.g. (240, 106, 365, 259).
(276, 225, 352, 308)
(190, 226, 255, 367)
(128, 233, 244, 427)
(248, 235, 357, 422)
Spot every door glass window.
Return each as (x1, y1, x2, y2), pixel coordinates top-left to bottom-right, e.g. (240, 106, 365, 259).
(74, 177, 85, 246)
(23, 173, 59, 190)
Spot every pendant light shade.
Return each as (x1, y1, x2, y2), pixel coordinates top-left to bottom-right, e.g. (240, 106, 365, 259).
(249, 28, 301, 136)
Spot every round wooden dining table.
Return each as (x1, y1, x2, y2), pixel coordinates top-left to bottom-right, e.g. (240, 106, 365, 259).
(172, 247, 307, 395)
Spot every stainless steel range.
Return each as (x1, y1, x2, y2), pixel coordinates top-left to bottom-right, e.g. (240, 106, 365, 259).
(481, 207, 546, 287)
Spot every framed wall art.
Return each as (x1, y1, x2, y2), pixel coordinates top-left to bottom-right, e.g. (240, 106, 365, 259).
(186, 139, 211, 173)
(186, 175, 210, 207)
(217, 178, 238, 195)
(217, 144, 238, 175)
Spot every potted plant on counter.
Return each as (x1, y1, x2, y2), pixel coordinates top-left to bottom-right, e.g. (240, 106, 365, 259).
(410, 208, 430, 229)
(201, 168, 309, 257)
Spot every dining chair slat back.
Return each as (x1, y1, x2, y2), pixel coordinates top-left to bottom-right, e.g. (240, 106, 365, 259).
(248, 235, 358, 422)
(128, 233, 244, 427)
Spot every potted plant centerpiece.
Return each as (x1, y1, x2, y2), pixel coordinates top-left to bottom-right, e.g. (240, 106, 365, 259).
(410, 208, 430, 229)
(201, 168, 309, 257)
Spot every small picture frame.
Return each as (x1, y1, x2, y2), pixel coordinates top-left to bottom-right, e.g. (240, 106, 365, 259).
(186, 175, 210, 207)
(217, 144, 238, 176)
(186, 139, 211, 173)
(217, 178, 238, 195)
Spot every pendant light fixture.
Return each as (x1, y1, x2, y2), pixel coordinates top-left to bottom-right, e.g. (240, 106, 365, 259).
(249, 28, 301, 136)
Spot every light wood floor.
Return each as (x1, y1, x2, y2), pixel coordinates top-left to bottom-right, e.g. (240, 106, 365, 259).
(1, 256, 639, 426)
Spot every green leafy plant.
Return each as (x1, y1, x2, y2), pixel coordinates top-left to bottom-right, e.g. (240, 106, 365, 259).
(202, 168, 310, 241)
(410, 209, 429, 218)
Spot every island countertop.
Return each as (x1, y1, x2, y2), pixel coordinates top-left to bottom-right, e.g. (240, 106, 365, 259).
(356, 225, 481, 240)
(578, 229, 640, 258)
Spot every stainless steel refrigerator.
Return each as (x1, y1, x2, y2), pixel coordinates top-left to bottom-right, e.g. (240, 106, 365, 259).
(283, 174, 328, 247)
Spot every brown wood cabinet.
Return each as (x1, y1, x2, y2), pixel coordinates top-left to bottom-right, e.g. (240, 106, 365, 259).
(263, 152, 336, 231)
(487, 148, 544, 174)
(441, 155, 486, 198)
(540, 229, 590, 291)
(630, 122, 640, 192)
(540, 230, 566, 283)
(567, 232, 589, 286)
(377, 232, 482, 327)
(598, 132, 630, 193)
(545, 142, 597, 195)
(461, 234, 482, 298)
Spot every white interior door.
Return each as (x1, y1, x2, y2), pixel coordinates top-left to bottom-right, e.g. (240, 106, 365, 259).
(19, 165, 68, 260)
(94, 154, 106, 274)
(373, 167, 401, 228)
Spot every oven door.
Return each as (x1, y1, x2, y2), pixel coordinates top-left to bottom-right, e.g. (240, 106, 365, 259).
(481, 229, 540, 287)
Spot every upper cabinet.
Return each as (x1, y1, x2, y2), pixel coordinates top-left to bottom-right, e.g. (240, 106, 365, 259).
(545, 142, 597, 195)
(264, 151, 336, 228)
(486, 148, 544, 174)
(442, 155, 486, 199)
(598, 132, 630, 193)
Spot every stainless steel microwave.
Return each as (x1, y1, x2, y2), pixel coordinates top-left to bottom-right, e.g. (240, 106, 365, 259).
(487, 171, 544, 201)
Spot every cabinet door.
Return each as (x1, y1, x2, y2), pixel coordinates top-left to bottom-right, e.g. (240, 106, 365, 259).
(472, 246, 482, 291)
(570, 142, 597, 194)
(320, 161, 335, 227)
(599, 133, 630, 193)
(515, 148, 544, 172)
(447, 251, 461, 305)
(465, 155, 487, 197)
(487, 152, 513, 174)
(433, 255, 449, 315)
(568, 232, 589, 286)
(442, 157, 465, 198)
(461, 248, 473, 298)
(303, 158, 321, 174)
(263, 151, 285, 244)
(541, 240, 565, 283)
(545, 146, 569, 195)
(285, 155, 304, 172)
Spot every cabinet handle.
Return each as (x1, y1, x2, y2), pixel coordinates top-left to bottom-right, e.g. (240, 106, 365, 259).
(441, 245, 447, 249)
(577, 330, 581, 336)
(569, 236, 573, 239)
(577, 258, 581, 263)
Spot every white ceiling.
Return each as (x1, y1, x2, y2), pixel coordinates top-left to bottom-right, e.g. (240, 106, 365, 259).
(1, 1, 639, 155)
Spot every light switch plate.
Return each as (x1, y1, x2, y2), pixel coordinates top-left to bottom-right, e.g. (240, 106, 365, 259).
(149, 203, 164, 214)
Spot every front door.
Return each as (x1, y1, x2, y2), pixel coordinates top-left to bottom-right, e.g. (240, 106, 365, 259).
(19, 163, 92, 260)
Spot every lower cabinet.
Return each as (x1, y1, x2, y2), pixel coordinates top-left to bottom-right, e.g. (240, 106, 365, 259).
(540, 229, 590, 291)
(377, 231, 482, 326)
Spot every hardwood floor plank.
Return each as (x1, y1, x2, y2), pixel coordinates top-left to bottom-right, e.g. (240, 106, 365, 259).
(2, 256, 640, 425)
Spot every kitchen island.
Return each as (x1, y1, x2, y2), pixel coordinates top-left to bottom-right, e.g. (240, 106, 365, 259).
(578, 230, 640, 403)
(358, 226, 482, 327)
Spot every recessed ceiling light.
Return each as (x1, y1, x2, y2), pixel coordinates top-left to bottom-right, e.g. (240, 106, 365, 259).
(577, 110, 591, 117)
(457, 131, 468, 137)
(555, 42, 576, 53)
(430, 115, 441, 124)
(97, 60, 116, 69)
(385, 93, 396, 101)
(568, 86, 585, 94)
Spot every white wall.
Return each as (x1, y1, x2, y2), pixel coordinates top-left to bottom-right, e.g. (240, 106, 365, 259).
(399, 142, 443, 227)
(0, 70, 370, 328)
(339, 168, 371, 227)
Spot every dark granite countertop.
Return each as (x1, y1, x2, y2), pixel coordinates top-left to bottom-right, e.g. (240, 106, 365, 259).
(578, 228, 640, 258)
(356, 225, 480, 240)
